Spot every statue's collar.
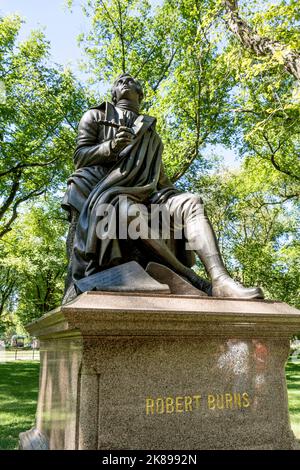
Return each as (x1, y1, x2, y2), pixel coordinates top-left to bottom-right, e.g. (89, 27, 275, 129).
(115, 99, 140, 114)
(90, 101, 151, 120)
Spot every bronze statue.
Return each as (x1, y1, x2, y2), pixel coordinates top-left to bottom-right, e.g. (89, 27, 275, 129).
(62, 73, 263, 301)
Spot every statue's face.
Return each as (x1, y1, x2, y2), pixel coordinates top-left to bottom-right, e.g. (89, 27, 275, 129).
(114, 75, 141, 103)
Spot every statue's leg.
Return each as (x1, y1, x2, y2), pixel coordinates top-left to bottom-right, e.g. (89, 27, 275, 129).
(122, 197, 209, 290)
(168, 194, 263, 299)
(141, 236, 207, 288)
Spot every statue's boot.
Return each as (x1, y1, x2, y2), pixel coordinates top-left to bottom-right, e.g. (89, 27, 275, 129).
(188, 215, 264, 299)
(201, 255, 264, 299)
(212, 278, 264, 299)
(62, 283, 78, 305)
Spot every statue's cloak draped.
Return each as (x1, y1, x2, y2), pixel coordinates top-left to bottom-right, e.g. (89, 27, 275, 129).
(62, 102, 195, 281)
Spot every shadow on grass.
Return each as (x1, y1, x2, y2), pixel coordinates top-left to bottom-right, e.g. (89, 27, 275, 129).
(0, 362, 40, 450)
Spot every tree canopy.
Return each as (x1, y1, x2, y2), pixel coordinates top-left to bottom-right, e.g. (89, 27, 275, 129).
(0, 198, 67, 326)
(0, 14, 89, 238)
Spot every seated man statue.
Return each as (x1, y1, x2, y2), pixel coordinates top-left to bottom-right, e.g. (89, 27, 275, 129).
(62, 73, 263, 301)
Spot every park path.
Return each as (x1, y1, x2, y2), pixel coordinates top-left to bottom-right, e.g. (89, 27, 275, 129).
(0, 350, 40, 362)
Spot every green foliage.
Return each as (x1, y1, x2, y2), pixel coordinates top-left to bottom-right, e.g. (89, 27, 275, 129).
(221, 0, 300, 187)
(0, 14, 89, 238)
(0, 197, 68, 325)
(67, 0, 237, 181)
(186, 157, 300, 307)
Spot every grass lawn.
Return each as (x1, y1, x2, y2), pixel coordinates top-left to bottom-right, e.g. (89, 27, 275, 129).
(286, 360, 300, 440)
(0, 362, 39, 450)
(0, 359, 299, 450)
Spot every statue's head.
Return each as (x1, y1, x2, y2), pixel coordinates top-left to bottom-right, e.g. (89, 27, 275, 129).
(111, 73, 144, 105)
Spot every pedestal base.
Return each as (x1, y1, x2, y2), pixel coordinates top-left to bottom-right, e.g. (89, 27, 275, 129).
(20, 293, 300, 450)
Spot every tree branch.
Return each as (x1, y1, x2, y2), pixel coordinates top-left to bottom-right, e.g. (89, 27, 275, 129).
(98, 0, 127, 72)
(0, 174, 20, 219)
(262, 133, 300, 181)
(223, 0, 300, 80)
(0, 157, 60, 178)
(135, 39, 161, 76)
(172, 131, 210, 182)
(116, 0, 126, 72)
(0, 187, 45, 238)
(98, 0, 122, 38)
(152, 48, 177, 92)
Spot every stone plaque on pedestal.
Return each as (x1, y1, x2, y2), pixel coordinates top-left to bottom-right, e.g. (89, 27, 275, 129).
(19, 293, 300, 450)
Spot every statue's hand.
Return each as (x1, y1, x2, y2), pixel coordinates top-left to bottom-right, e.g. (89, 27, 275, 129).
(111, 126, 135, 154)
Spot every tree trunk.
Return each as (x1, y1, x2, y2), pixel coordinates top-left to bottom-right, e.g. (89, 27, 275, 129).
(223, 0, 300, 81)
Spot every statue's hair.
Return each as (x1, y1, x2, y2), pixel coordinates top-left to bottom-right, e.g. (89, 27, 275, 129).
(111, 73, 144, 104)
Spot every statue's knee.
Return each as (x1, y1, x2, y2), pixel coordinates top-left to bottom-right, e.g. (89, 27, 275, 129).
(119, 197, 144, 225)
(183, 193, 205, 221)
(188, 193, 203, 206)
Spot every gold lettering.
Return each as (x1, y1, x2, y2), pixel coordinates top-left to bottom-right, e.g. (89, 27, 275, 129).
(166, 397, 175, 414)
(207, 395, 215, 409)
(146, 398, 154, 415)
(176, 396, 184, 413)
(234, 393, 241, 409)
(225, 393, 233, 409)
(185, 396, 193, 411)
(156, 398, 164, 414)
(192, 395, 201, 410)
(216, 394, 224, 410)
(146, 391, 250, 415)
(242, 392, 250, 408)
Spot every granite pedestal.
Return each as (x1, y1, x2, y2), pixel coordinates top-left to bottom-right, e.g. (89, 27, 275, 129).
(19, 293, 300, 450)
